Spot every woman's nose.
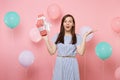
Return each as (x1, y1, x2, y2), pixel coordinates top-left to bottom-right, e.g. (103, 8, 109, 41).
(66, 22, 69, 25)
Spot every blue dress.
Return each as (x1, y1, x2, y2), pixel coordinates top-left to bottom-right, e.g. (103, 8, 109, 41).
(52, 34, 82, 80)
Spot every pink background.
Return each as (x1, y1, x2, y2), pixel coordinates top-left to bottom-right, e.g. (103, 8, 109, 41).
(0, 0, 120, 80)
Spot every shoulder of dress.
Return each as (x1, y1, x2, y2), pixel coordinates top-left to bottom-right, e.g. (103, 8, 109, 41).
(76, 34, 81, 37)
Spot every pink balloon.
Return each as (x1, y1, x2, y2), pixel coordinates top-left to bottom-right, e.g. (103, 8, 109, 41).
(29, 27, 42, 42)
(115, 67, 120, 79)
(111, 17, 120, 33)
(47, 4, 61, 20)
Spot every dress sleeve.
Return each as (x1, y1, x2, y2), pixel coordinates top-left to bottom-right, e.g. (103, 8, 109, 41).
(51, 33, 59, 43)
(76, 34, 83, 47)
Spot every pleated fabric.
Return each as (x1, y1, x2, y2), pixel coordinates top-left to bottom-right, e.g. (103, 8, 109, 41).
(52, 34, 82, 80)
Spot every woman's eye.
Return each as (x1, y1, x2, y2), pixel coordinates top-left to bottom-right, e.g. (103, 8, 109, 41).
(64, 21, 67, 23)
(69, 21, 72, 23)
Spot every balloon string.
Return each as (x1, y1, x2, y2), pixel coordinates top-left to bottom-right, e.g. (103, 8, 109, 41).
(11, 30, 15, 48)
(103, 61, 105, 80)
(25, 67, 29, 80)
(84, 55, 86, 80)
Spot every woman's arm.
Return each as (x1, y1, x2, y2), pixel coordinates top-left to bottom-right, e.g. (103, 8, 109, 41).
(77, 30, 94, 56)
(42, 36, 57, 55)
(76, 35, 86, 56)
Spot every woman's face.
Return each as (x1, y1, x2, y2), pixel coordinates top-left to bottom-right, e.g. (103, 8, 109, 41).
(63, 17, 74, 32)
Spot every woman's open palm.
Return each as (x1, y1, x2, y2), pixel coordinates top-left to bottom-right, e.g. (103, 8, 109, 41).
(84, 30, 96, 37)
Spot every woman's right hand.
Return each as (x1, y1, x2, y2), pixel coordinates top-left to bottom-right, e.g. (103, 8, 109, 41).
(42, 35, 48, 41)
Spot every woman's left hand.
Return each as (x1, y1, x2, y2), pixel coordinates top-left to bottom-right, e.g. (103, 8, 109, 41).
(84, 30, 97, 38)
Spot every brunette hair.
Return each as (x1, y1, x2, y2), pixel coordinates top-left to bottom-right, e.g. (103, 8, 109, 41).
(55, 14, 77, 44)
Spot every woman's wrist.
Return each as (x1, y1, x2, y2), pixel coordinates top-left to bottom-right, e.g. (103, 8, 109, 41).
(83, 35, 87, 40)
(42, 35, 48, 41)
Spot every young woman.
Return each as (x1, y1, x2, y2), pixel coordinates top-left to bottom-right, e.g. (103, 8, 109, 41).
(42, 14, 94, 80)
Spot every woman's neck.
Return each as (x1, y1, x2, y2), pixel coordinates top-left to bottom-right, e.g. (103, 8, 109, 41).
(65, 31, 71, 36)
